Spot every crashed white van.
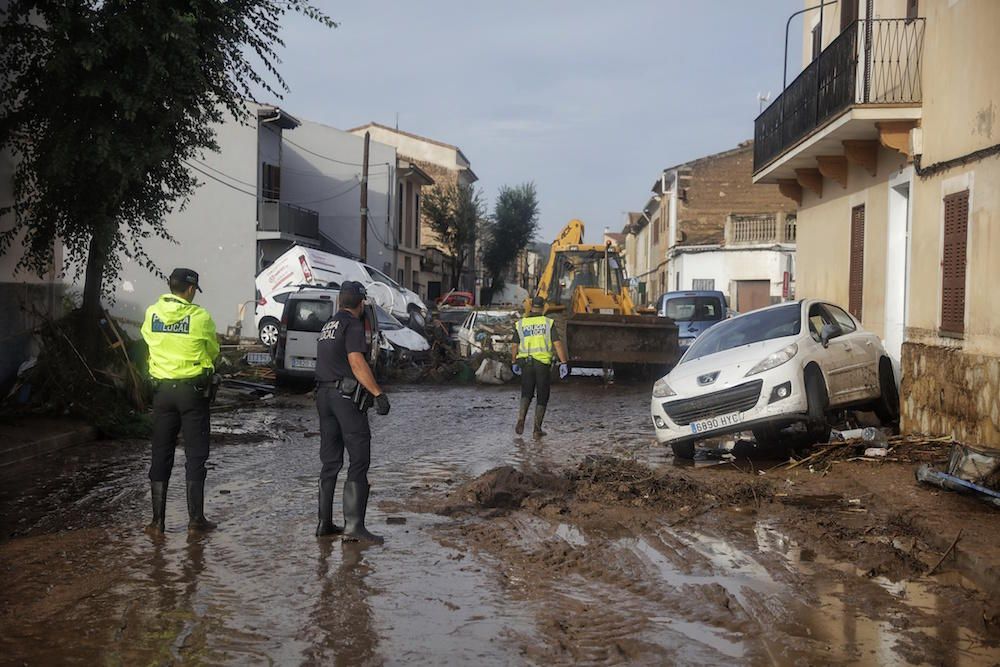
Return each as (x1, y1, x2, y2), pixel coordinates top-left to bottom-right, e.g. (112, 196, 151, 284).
(255, 245, 427, 343)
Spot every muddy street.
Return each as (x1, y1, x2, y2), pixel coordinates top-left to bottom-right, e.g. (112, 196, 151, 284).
(2, 382, 998, 665)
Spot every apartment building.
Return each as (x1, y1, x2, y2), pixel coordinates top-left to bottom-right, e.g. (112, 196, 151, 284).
(752, 0, 1000, 444)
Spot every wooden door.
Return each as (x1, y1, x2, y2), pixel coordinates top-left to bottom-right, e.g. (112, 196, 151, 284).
(736, 280, 771, 313)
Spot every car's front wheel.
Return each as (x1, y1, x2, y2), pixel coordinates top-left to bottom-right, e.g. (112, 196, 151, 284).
(671, 441, 695, 460)
(258, 318, 280, 347)
(804, 366, 832, 445)
(872, 357, 900, 425)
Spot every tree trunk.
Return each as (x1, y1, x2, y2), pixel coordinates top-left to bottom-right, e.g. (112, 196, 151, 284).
(81, 222, 114, 357)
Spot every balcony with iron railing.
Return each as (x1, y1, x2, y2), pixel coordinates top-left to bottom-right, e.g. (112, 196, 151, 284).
(753, 18, 925, 186)
(257, 200, 320, 240)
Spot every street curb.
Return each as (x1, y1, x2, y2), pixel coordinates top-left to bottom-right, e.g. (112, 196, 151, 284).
(0, 425, 99, 468)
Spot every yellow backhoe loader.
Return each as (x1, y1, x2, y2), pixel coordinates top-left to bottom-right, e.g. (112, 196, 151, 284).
(531, 219, 679, 371)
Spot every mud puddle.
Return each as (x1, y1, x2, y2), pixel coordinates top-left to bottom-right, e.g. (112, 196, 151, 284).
(3, 382, 999, 664)
(425, 458, 1000, 665)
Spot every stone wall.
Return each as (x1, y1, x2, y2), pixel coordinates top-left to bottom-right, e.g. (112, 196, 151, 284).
(901, 341, 1000, 446)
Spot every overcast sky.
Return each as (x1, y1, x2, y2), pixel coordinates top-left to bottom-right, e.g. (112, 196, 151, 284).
(265, 0, 803, 242)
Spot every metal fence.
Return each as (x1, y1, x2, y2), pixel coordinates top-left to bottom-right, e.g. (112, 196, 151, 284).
(754, 18, 925, 172)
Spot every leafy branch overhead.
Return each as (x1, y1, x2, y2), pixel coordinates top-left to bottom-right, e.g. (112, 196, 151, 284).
(0, 0, 335, 347)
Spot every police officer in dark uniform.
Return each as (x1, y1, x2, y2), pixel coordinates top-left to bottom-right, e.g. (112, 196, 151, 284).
(140, 268, 220, 535)
(314, 282, 390, 543)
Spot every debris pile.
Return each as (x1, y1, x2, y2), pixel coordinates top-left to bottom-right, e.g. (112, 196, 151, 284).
(440, 456, 773, 516)
(786, 434, 954, 472)
(4, 310, 152, 437)
(916, 443, 1000, 508)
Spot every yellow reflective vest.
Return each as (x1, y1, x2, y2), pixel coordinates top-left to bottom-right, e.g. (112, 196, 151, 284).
(140, 294, 220, 380)
(515, 315, 554, 364)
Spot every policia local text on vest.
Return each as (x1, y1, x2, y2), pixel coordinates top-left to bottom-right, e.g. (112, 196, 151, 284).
(140, 268, 220, 536)
(512, 296, 569, 438)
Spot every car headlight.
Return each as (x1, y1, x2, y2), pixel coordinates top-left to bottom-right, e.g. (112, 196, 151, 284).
(652, 377, 676, 398)
(745, 343, 798, 377)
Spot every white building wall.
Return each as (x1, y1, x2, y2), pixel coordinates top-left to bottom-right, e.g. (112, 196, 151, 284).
(673, 247, 795, 308)
(105, 106, 260, 334)
(282, 121, 397, 276)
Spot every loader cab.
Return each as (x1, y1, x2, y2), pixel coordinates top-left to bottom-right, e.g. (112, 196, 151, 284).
(550, 249, 625, 308)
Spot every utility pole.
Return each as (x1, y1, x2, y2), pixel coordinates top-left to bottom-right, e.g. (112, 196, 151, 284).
(360, 131, 370, 262)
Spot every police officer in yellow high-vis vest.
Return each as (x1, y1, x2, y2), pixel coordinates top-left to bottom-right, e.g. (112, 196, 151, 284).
(511, 296, 569, 437)
(140, 268, 220, 536)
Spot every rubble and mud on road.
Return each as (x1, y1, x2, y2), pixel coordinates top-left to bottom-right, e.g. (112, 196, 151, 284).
(3, 384, 1000, 665)
(404, 451, 1000, 665)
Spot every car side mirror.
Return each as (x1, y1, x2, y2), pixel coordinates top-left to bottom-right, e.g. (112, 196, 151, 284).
(820, 323, 838, 348)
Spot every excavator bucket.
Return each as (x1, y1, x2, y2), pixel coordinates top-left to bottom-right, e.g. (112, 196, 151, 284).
(565, 313, 679, 366)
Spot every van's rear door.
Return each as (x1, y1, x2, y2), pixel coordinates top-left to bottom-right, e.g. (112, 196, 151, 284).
(282, 297, 336, 372)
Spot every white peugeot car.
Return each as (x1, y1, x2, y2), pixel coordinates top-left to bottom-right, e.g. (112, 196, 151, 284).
(650, 299, 899, 459)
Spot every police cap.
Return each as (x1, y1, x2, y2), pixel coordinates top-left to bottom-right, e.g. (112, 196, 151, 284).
(169, 267, 202, 292)
(530, 295, 545, 311)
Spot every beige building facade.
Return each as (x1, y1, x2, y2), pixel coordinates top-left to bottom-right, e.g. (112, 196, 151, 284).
(754, 0, 1000, 444)
(348, 123, 479, 301)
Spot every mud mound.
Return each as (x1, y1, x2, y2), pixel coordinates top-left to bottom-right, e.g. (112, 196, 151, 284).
(570, 455, 772, 508)
(447, 466, 569, 512)
(443, 457, 771, 516)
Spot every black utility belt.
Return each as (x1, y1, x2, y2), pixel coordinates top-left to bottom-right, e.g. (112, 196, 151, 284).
(317, 378, 374, 413)
(153, 376, 202, 385)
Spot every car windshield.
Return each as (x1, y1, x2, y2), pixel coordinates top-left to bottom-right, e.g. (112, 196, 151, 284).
(550, 250, 624, 307)
(365, 265, 401, 291)
(288, 300, 335, 332)
(375, 305, 403, 330)
(682, 303, 801, 363)
(664, 296, 724, 322)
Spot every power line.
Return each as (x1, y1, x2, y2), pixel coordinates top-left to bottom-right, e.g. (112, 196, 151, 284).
(186, 159, 257, 188)
(282, 134, 392, 169)
(185, 161, 259, 197)
(285, 180, 362, 205)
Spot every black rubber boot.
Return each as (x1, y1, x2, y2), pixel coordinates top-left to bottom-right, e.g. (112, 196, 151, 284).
(145, 480, 168, 535)
(186, 480, 217, 533)
(514, 398, 530, 435)
(315, 478, 343, 537)
(533, 405, 548, 438)
(343, 481, 383, 544)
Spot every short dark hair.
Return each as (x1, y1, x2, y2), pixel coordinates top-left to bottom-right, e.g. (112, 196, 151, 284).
(169, 277, 193, 295)
(339, 290, 363, 309)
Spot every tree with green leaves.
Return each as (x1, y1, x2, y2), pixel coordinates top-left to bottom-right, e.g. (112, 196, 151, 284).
(482, 182, 539, 303)
(421, 181, 485, 290)
(0, 0, 335, 353)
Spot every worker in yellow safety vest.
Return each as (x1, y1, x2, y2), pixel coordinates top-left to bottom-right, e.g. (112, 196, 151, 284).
(140, 268, 220, 536)
(511, 296, 569, 437)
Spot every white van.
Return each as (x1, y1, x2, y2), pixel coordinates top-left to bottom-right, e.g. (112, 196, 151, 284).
(255, 245, 427, 338)
(272, 288, 380, 382)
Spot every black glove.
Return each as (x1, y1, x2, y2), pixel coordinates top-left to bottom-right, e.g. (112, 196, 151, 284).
(375, 393, 390, 415)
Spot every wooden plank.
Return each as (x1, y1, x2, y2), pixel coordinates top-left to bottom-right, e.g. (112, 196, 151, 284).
(795, 168, 823, 198)
(816, 155, 848, 189)
(777, 179, 802, 206)
(876, 121, 918, 159)
(842, 140, 878, 177)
